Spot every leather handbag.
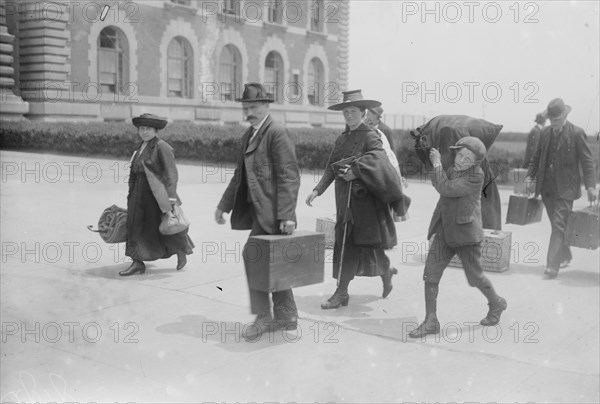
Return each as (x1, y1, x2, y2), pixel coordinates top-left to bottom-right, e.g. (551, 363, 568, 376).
(159, 204, 190, 235)
(87, 205, 128, 243)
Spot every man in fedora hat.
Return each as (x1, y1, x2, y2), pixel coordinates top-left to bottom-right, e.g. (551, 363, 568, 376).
(215, 82, 300, 339)
(523, 112, 547, 168)
(366, 106, 395, 151)
(526, 98, 597, 279)
(366, 104, 409, 222)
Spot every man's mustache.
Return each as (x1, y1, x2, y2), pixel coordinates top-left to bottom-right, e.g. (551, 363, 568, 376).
(246, 115, 256, 121)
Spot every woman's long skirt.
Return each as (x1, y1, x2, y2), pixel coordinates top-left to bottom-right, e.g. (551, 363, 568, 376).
(125, 172, 194, 261)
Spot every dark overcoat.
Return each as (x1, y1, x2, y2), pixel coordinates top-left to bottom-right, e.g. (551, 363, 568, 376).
(217, 115, 300, 234)
(126, 137, 193, 261)
(527, 121, 597, 200)
(314, 123, 405, 278)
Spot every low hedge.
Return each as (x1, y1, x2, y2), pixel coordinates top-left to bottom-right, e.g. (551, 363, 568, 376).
(0, 120, 570, 184)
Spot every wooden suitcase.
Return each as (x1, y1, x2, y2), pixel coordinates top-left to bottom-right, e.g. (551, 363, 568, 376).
(246, 230, 325, 292)
(315, 216, 336, 249)
(566, 205, 600, 250)
(440, 230, 512, 272)
(509, 168, 529, 195)
(506, 195, 544, 225)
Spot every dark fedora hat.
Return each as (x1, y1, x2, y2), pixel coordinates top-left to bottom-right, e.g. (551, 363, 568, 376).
(368, 106, 384, 118)
(534, 112, 546, 124)
(544, 98, 571, 120)
(235, 82, 274, 103)
(328, 89, 381, 111)
(132, 113, 168, 130)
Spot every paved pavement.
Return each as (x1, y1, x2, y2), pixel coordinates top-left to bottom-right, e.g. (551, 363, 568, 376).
(1, 150, 599, 403)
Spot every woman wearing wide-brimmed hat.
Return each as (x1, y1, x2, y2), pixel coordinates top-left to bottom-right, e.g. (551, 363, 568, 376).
(305, 90, 408, 308)
(120, 113, 194, 276)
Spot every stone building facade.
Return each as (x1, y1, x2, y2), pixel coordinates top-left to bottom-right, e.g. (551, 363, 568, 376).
(1, 0, 349, 127)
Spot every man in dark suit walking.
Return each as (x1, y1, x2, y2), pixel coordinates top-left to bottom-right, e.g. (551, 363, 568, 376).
(215, 83, 301, 339)
(526, 98, 597, 279)
(523, 112, 546, 168)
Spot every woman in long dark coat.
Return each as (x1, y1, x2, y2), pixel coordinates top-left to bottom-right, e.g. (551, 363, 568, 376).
(306, 90, 406, 309)
(120, 113, 194, 276)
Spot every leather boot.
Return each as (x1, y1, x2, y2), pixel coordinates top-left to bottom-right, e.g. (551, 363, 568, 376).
(409, 314, 440, 338)
(176, 252, 187, 270)
(381, 267, 398, 298)
(480, 296, 507, 326)
(119, 260, 145, 276)
(321, 289, 349, 309)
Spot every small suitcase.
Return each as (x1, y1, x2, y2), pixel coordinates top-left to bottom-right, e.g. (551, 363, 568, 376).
(566, 204, 600, 250)
(246, 230, 325, 292)
(441, 230, 512, 272)
(315, 216, 336, 249)
(506, 195, 544, 225)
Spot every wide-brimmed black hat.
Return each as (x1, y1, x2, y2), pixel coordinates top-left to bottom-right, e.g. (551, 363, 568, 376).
(328, 89, 381, 111)
(235, 82, 274, 103)
(132, 113, 168, 130)
(544, 98, 571, 120)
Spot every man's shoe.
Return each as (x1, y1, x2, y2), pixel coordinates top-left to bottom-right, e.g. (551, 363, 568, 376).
(480, 297, 507, 326)
(544, 267, 559, 279)
(243, 315, 274, 340)
(382, 267, 398, 298)
(321, 290, 349, 309)
(119, 261, 145, 276)
(176, 252, 187, 270)
(408, 317, 440, 338)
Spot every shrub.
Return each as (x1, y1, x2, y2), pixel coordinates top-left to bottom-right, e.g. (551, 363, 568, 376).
(2, 120, 596, 184)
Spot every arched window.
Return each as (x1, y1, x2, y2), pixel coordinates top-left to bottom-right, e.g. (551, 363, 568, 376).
(219, 44, 242, 101)
(98, 26, 129, 94)
(308, 57, 324, 106)
(265, 51, 283, 104)
(167, 37, 193, 98)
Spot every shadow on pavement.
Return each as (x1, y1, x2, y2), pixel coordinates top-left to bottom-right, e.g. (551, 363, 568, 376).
(556, 269, 600, 287)
(342, 316, 421, 342)
(82, 264, 176, 280)
(294, 294, 381, 318)
(156, 314, 289, 351)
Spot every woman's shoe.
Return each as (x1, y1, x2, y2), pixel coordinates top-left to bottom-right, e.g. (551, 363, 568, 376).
(382, 267, 398, 298)
(119, 260, 146, 276)
(321, 290, 349, 309)
(176, 252, 187, 270)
